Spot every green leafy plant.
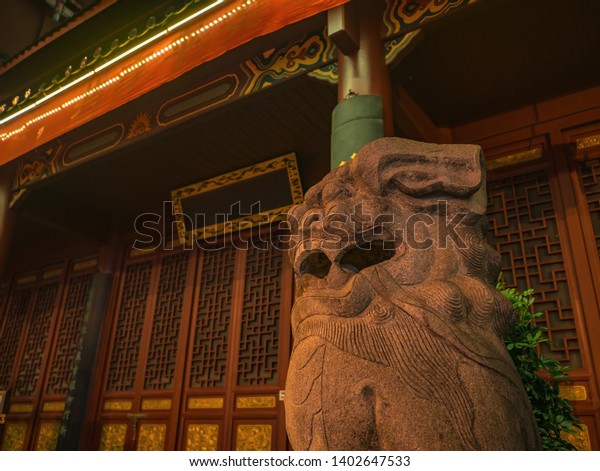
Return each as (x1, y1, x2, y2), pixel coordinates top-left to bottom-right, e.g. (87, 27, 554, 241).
(498, 278, 582, 450)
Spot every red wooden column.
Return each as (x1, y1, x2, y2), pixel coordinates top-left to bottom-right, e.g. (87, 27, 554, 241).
(0, 164, 17, 279)
(329, 0, 393, 168)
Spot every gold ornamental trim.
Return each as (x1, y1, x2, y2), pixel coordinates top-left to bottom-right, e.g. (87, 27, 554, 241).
(188, 397, 224, 410)
(236, 396, 276, 409)
(42, 268, 64, 280)
(141, 398, 172, 411)
(137, 423, 166, 451)
(42, 401, 65, 412)
(130, 247, 156, 258)
(9, 403, 33, 413)
(99, 423, 127, 451)
(562, 423, 592, 451)
(559, 385, 587, 402)
(487, 147, 543, 171)
(186, 424, 219, 451)
(73, 258, 98, 272)
(16, 274, 36, 285)
(1, 423, 28, 451)
(236, 424, 272, 451)
(103, 400, 133, 411)
(35, 422, 60, 451)
(576, 133, 600, 150)
(171, 153, 303, 244)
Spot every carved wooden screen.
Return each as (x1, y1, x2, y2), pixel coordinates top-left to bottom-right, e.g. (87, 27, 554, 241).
(93, 233, 292, 451)
(487, 167, 582, 367)
(181, 236, 291, 452)
(579, 156, 600, 258)
(0, 258, 96, 451)
(94, 249, 196, 451)
(0, 273, 50, 451)
(486, 139, 600, 451)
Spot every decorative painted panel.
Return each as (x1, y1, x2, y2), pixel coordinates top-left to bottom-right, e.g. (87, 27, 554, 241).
(144, 252, 190, 390)
(237, 242, 282, 386)
(1, 423, 28, 451)
(46, 274, 93, 395)
(103, 400, 132, 411)
(579, 157, 600, 257)
(241, 29, 335, 93)
(186, 424, 219, 451)
(42, 401, 65, 412)
(562, 423, 592, 451)
(141, 399, 172, 410)
(11, 27, 333, 194)
(559, 385, 588, 402)
(236, 396, 276, 409)
(9, 403, 33, 413)
(106, 261, 153, 392)
(190, 247, 236, 388)
(13, 282, 60, 397)
(35, 422, 60, 451)
(188, 397, 224, 409)
(0, 287, 33, 389)
(235, 424, 272, 451)
(384, 0, 469, 37)
(98, 424, 127, 451)
(137, 423, 166, 451)
(487, 171, 581, 367)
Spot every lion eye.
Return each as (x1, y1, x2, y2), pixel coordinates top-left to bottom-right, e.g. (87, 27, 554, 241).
(339, 240, 396, 273)
(298, 251, 332, 279)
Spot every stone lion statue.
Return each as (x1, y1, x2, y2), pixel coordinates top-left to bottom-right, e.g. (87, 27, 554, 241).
(285, 137, 541, 450)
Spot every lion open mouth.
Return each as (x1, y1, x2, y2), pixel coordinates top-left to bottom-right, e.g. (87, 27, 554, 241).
(291, 273, 374, 331)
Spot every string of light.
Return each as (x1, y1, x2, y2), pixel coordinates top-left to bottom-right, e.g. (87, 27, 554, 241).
(0, 0, 257, 142)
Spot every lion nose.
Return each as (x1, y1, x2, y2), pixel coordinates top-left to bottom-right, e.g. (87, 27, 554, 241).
(296, 240, 396, 279)
(298, 250, 332, 279)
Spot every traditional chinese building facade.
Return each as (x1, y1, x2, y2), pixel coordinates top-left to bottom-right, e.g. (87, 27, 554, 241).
(0, 0, 599, 451)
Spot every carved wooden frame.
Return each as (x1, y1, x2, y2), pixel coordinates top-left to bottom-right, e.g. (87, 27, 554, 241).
(171, 153, 303, 244)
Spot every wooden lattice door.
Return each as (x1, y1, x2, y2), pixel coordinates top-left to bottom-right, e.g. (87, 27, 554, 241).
(486, 144, 600, 450)
(0, 258, 97, 451)
(92, 249, 196, 451)
(91, 234, 292, 451)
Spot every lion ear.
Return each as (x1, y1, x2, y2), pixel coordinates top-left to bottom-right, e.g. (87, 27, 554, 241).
(354, 137, 485, 199)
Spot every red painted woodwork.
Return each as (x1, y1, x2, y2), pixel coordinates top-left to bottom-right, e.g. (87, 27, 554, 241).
(88, 232, 292, 451)
(0, 257, 97, 450)
(456, 94, 600, 450)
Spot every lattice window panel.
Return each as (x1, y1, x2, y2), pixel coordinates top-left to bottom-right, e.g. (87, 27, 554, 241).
(189, 246, 236, 388)
(14, 282, 60, 397)
(144, 252, 191, 390)
(0, 287, 33, 389)
(237, 241, 283, 386)
(579, 157, 600, 257)
(487, 171, 581, 367)
(45, 274, 93, 395)
(106, 260, 153, 392)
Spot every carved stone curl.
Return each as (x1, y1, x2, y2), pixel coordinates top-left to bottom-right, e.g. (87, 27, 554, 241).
(285, 137, 541, 450)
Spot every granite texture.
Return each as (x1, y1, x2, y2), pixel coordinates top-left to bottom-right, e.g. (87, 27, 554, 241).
(285, 137, 541, 450)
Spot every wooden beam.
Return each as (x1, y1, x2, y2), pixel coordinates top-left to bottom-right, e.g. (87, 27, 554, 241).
(393, 84, 452, 143)
(327, 3, 359, 55)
